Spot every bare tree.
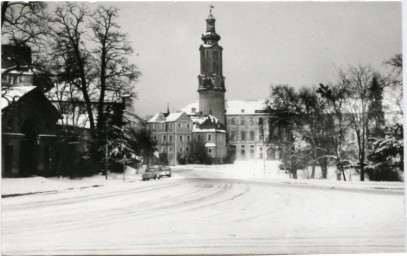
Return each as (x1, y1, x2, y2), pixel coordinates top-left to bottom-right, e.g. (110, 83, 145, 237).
(336, 64, 379, 181)
(89, 5, 141, 139)
(50, 3, 96, 132)
(1, 1, 49, 47)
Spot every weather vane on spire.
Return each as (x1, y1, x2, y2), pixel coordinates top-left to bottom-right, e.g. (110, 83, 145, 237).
(209, 5, 214, 15)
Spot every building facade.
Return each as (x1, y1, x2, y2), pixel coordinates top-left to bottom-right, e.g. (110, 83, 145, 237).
(182, 99, 277, 161)
(1, 45, 61, 177)
(225, 100, 275, 160)
(148, 112, 193, 166)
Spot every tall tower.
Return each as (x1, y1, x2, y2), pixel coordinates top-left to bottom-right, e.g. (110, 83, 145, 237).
(198, 8, 226, 125)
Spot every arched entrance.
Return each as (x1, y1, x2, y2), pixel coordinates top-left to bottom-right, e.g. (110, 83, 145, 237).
(19, 118, 38, 176)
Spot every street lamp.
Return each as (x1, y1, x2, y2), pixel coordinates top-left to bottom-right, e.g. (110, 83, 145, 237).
(121, 94, 131, 182)
(259, 117, 266, 174)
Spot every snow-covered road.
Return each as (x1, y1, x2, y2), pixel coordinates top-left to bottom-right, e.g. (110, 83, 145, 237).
(2, 168, 405, 254)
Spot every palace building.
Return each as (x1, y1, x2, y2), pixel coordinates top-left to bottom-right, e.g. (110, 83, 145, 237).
(148, 9, 227, 165)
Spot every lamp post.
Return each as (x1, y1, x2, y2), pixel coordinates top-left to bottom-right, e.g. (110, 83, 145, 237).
(104, 106, 110, 180)
(259, 117, 266, 174)
(121, 94, 131, 182)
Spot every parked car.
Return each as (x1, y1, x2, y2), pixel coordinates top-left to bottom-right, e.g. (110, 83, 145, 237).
(142, 167, 160, 181)
(158, 166, 171, 177)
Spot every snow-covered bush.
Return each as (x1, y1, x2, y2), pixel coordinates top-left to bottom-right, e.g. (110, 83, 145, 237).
(366, 123, 403, 181)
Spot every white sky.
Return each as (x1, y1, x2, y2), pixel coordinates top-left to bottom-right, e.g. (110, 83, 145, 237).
(83, 2, 401, 118)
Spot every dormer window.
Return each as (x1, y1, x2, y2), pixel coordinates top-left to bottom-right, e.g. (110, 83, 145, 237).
(241, 109, 245, 113)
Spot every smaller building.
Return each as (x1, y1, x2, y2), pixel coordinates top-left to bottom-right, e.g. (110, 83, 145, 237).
(148, 111, 227, 165)
(191, 115, 227, 162)
(148, 112, 193, 166)
(2, 86, 61, 177)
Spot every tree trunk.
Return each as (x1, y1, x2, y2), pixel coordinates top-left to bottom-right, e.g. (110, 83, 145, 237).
(311, 148, 317, 179)
(1, 1, 9, 27)
(320, 158, 328, 179)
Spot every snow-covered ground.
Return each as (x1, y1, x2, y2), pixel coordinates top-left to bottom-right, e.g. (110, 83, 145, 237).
(1, 161, 405, 254)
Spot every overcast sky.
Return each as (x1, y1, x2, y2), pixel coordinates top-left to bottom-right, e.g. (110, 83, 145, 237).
(87, 1, 401, 118)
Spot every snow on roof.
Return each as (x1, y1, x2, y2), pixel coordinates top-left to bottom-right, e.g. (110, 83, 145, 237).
(226, 99, 268, 115)
(46, 83, 122, 103)
(1, 86, 37, 109)
(148, 111, 187, 123)
(165, 112, 184, 122)
(193, 128, 226, 133)
(1, 68, 34, 75)
(147, 113, 162, 123)
(201, 44, 214, 48)
(181, 102, 199, 115)
(181, 99, 268, 116)
(205, 143, 217, 147)
(57, 113, 91, 129)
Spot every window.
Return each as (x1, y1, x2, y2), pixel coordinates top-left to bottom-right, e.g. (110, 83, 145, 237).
(169, 135, 172, 142)
(213, 50, 218, 59)
(207, 134, 212, 141)
(240, 119, 245, 125)
(162, 147, 166, 153)
(179, 147, 183, 154)
(162, 123, 165, 129)
(250, 118, 254, 125)
(180, 135, 183, 142)
(240, 131, 246, 141)
(227, 119, 231, 125)
(187, 123, 190, 129)
(231, 131, 237, 141)
(186, 147, 189, 153)
(198, 134, 201, 141)
(241, 109, 245, 113)
(163, 135, 166, 142)
(178, 123, 182, 128)
(250, 145, 255, 155)
(168, 146, 172, 153)
(250, 131, 255, 141)
(231, 118, 236, 125)
(208, 148, 212, 154)
(241, 145, 245, 155)
(187, 135, 191, 142)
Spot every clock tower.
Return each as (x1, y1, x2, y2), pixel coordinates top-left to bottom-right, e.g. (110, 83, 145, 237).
(198, 8, 226, 125)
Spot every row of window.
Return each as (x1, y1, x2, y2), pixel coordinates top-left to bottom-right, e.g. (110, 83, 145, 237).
(150, 122, 191, 130)
(161, 146, 190, 154)
(238, 145, 263, 156)
(227, 117, 266, 126)
(153, 133, 216, 143)
(153, 134, 191, 143)
(229, 131, 264, 141)
(160, 146, 214, 155)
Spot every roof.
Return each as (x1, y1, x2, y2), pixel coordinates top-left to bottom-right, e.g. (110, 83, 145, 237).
(192, 114, 226, 133)
(58, 113, 90, 129)
(1, 86, 37, 110)
(46, 83, 122, 103)
(181, 99, 269, 116)
(165, 112, 184, 122)
(147, 111, 189, 123)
